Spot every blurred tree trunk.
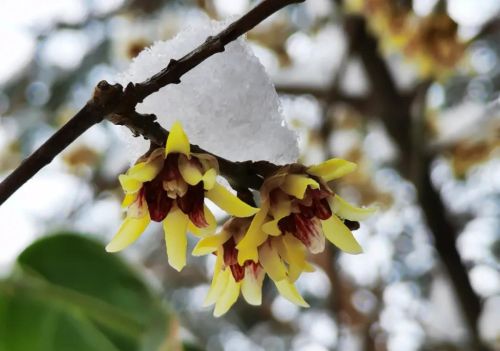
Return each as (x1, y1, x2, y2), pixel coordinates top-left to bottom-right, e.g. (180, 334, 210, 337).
(343, 15, 488, 351)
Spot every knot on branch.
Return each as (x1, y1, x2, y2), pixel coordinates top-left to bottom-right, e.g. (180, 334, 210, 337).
(206, 36, 225, 54)
(108, 111, 167, 146)
(118, 82, 142, 111)
(166, 59, 182, 84)
(91, 81, 124, 113)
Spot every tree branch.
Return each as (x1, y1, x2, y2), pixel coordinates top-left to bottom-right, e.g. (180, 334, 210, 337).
(346, 15, 487, 350)
(0, 0, 304, 205)
(0, 83, 120, 204)
(417, 155, 484, 347)
(276, 84, 372, 112)
(344, 16, 413, 160)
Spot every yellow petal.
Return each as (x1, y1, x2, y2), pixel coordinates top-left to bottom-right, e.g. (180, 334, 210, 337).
(165, 121, 190, 157)
(213, 272, 241, 317)
(280, 174, 319, 200)
(178, 155, 202, 185)
(264, 200, 291, 236)
(106, 214, 150, 252)
(204, 256, 226, 306)
(258, 242, 287, 282)
(330, 195, 376, 221)
(205, 271, 227, 306)
(282, 234, 306, 259)
(275, 279, 309, 307)
(304, 262, 315, 272)
(287, 264, 303, 283)
(118, 174, 142, 193)
(127, 154, 163, 182)
(237, 246, 259, 267)
(269, 197, 291, 219)
(204, 254, 223, 306)
(121, 193, 137, 208)
(321, 215, 363, 254)
(307, 158, 357, 182)
(192, 231, 231, 256)
(262, 219, 282, 236)
(202, 168, 217, 190)
(192, 152, 219, 174)
(241, 266, 265, 306)
(205, 182, 258, 217)
(163, 208, 189, 271)
(236, 203, 270, 265)
(274, 234, 310, 282)
(281, 234, 308, 282)
(126, 195, 148, 218)
(187, 205, 217, 237)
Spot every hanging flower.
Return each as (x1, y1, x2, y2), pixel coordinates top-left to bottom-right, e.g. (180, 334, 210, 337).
(192, 217, 311, 317)
(106, 121, 258, 271)
(236, 159, 375, 269)
(193, 158, 375, 316)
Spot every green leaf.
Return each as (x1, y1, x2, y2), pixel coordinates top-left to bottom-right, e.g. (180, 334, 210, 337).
(0, 291, 121, 351)
(0, 233, 177, 351)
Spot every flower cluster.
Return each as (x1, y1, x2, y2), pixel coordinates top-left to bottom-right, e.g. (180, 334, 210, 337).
(193, 162, 375, 315)
(108, 121, 374, 316)
(106, 121, 258, 271)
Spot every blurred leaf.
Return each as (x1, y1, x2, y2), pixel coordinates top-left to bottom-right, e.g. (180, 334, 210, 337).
(0, 233, 178, 351)
(183, 341, 206, 351)
(0, 292, 121, 351)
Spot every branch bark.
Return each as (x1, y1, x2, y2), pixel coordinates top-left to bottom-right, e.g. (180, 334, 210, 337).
(0, 0, 304, 205)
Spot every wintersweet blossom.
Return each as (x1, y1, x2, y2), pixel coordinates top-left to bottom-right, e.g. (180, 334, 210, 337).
(194, 159, 375, 316)
(236, 160, 376, 266)
(106, 121, 258, 271)
(192, 218, 310, 317)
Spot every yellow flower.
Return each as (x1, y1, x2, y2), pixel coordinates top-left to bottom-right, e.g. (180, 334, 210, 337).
(351, 0, 466, 78)
(193, 158, 374, 316)
(236, 159, 376, 266)
(106, 121, 258, 271)
(193, 218, 310, 317)
(404, 13, 466, 77)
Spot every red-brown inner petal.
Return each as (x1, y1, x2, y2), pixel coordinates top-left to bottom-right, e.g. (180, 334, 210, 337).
(163, 154, 182, 181)
(223, 238, 245, 282)
(177, 182, 208, 227)
(278, 214, 296, 234)
(144, 179, 173, 222)
(293, 213, 323, 251)
(312, 198, 332, 220)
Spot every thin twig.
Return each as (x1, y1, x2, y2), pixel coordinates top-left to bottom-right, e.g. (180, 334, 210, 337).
(0, 0, 304, 206)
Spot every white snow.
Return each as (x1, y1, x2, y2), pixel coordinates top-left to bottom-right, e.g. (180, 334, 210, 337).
(116, 17, 298, 164)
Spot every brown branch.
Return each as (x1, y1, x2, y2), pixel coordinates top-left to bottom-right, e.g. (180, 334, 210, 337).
(417, 155, 485, 348)
(0, 0, 304, 206)
(276, 84, 371, 112)
(276, 84, 329, 98)
(0, 83, 120, 204)
(344, 16, 413, 161)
